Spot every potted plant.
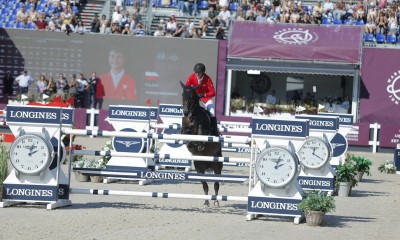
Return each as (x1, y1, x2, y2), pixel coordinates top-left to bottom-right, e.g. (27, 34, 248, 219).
(348, 154, 372, 182)
(298, 191, 336, 227)
(0, 141, 8, 201)
(378, 160, 396, 174)
(335, 160, 358, 197)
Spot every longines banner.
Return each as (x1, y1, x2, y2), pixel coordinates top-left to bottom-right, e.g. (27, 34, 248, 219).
(360, 48, 400, 125)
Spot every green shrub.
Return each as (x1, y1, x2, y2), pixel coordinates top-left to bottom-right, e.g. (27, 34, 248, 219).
(298, 191, 336, 213)
(0, 142, 8, 185)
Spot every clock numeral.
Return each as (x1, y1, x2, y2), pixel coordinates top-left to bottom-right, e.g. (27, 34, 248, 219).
(27, 167, 31, 170)
(28, 139, 33, 142)
(41, 146, 44, 149)
(273, 180, 277, 183)
(15, 159, 19, 163)
(40, 160, 44, 163)
(288, 166, 293, 170)
(286, 173, 290, 177)
(17, 145, 21, 149)
(35, 165, 39, 169)
(42, 153, 46, 157)
(261, 172, 265, 175)
(21, 165, 24, 168)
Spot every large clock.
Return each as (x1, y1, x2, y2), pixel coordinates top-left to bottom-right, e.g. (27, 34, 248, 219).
(255, 146, 298, 188)
(298, 137, 331, 169)
(9, 133, 53, 177)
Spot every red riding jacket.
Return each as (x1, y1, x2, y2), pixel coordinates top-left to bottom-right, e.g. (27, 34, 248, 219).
(185, 73, 215, 103)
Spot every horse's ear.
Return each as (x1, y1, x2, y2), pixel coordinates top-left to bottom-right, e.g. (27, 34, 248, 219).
(180, 81, 185, 88)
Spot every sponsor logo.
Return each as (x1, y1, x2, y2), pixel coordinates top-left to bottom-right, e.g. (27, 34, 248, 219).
(249, 200, 298, 210)
(160, 107, 183, 114)
(110, 109, 147, 117)
(273, 28, 318, 45)
(255, 123, 303, 132)
(298, 179, 331, 187)
(309, 120, 334, 127)
(387, 70, 400, 105)
(5, 188, 53, 197)
(139, 171, 185, 180)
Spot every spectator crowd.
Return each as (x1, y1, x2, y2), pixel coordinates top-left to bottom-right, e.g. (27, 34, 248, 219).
(1, 0, 400, 40)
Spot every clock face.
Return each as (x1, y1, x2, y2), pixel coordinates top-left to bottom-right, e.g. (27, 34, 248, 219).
(298, 137, 331, 169)
(10, 134, 52, 175)
(255, 147, 298, 188)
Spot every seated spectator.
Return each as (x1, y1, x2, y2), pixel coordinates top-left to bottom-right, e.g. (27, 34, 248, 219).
(199, 17, 208, 36)
(214, 25, 225, 40)
(189, 25, 200, 38)
(104, 21, 112, 34)
(217, 6, 231, 27)
(387, 13, 397, 36)
(61, 8, 74, 34)
(34, 15, 48, 30)
(158, 18, 166, 31)
(313, 1, 324, 24)
(266, 90, 277, 104)
(46, 77, 57, 96)
(324, 0, 334, 14)
(236, 11, 246, 21)
(100, 15, 109, 33)
(112, 7, 123, 24)
(36, 75, 48, 95)
(166, 17, 177, 34)
(280, 9, 289, 23)
(90, 13, 100, 33)
(74, 19, 86, 34)
(367, 5, 377, 22)
(48, 17, 62, 31)
(173, 24, 190, 38)
(290, 9, 300, 23)
(111, 20, 121, 34)
(121, 23, 131, 35)
(53, 2, 64, 16)
(332, 3, 344, 21)
(56, 73, 68, 98)
(134, 23, 145, 36)
(375, 13, 387, 34)
(16, 6, 28, 24)
(207, 6, 219, 26)
(299, 13, 311, 24)
(28, 6, 39, 22)
(364, 17, 376, 34)
(256, 10, 268, 22)
(154, 26, 165, 37)
(355, 4, 364, 21)
(67, 73, 77, 99)
(246, 11, 256, 21)
(208, 0, 219, 12)
(120, 11, 131, 28)
(184, 17, 194, 30)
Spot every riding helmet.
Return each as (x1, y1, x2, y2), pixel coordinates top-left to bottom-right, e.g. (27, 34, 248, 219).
(194, 63, 206, 73)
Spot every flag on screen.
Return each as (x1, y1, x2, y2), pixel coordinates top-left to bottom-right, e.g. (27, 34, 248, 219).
(145, 71, 160, 81)
(21, 94, 28, 100)
(146, 99, 151, 105)
(296, 106, 306, 112)
(42, 93, 49, 100)
(253, 105, 263, 114)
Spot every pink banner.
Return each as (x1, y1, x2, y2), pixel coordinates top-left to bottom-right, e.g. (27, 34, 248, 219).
(360, 48, 400, 125)
(379, 124, 400, 148)
(347, 122, 370, 146)
(228, 22, 363, 63)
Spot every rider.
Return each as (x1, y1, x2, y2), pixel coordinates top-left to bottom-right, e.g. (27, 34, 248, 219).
(185, 63, 219, 135)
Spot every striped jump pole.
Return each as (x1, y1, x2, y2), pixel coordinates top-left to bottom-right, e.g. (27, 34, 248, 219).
(63, 129, 251, 145)
(70, 188, 248, 202)
(157, 139, 251, 148)
(150, 123, 181, 130)
(73, 150, 250, 164)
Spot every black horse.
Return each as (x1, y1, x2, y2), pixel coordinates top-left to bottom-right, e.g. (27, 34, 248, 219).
(180, 81, 223, 206)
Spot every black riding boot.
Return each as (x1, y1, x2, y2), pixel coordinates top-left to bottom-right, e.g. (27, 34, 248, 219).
(210, 117, 218, 135)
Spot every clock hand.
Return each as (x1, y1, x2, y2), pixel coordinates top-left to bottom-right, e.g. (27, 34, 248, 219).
(28, 150, 38, 157)
(275, 163, 285, 169)
(312, 152, 324, 161)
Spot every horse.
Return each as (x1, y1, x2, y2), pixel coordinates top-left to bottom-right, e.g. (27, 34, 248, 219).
(180, 81, 223, 207)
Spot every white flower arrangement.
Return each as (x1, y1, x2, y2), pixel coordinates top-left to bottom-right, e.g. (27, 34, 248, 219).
(378, 160, 396, 174)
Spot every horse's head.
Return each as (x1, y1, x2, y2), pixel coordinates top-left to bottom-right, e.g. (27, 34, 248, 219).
(180, 81, 200, 115)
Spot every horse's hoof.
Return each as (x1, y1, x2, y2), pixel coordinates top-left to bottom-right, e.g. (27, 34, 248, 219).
(204, 200, 210, 207)
(214, 201, 220, 207)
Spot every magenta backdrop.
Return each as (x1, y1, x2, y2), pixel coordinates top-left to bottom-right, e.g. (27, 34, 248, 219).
(228, 22, 363, 63)
(360, 48, 400, 125)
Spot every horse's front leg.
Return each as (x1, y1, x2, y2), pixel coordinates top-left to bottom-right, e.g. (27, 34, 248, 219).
(195, 124, 206, 151)
(201, 181, 210, 207)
